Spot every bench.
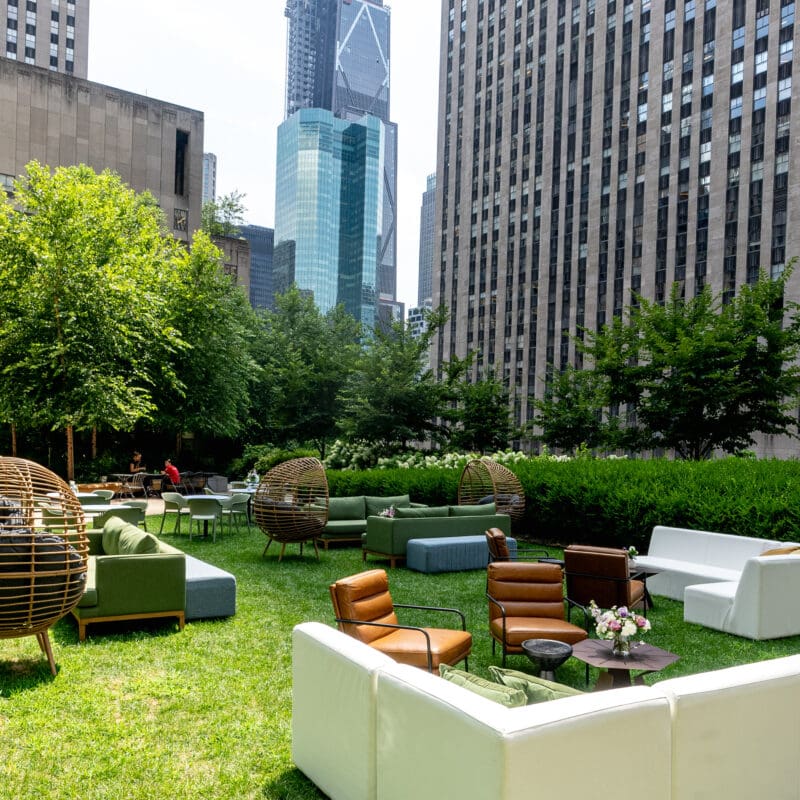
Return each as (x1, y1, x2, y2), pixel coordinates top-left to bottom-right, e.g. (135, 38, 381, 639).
(406, 535, 518, 574)
(185, 555, 237, 620)
(633, 525, 798, 601)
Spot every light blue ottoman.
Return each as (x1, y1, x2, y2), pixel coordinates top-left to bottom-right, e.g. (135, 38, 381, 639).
(406, 535, 518, 573)
(184, 555, 237, 620)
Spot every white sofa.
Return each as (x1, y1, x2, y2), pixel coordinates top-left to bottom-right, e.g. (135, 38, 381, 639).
(633, 525, 795, 601)
(292, 622, 800, 800)
(684, 553, 800, 639)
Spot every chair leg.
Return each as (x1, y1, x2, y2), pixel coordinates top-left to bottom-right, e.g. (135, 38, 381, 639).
(159, 513, 166, 535)
(36, 630, 57, 676)
(278, 542, 287, 562)
(312, 538, 320, 560)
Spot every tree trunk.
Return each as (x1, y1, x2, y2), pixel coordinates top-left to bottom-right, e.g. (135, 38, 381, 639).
(10, 423, 17, 457)
(66, 425, 75, 481)
(91, 426, 97, 459)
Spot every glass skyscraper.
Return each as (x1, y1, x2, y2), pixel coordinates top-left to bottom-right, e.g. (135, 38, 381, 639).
(283, 0, 396, 318)
(240, 224, 275, 310)
(274, 108, 383, 328)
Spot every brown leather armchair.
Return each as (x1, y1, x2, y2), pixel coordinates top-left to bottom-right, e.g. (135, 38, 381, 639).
(485, 527, 552, 563)
(330, 568, 472, 672)
(486, 561, 588, 666)
(564, 545, 647, 620)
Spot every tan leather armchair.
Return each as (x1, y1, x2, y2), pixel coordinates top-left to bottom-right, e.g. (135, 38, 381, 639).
(330, 568, 472, 672)
(487, 561, 588, 666)
(564, 545, 646, 620)
(485, 527, 552, 562)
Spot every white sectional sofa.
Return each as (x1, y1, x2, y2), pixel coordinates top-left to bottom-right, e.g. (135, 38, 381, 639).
(633, 525, 795, 601)
(292, 621, 800, 800)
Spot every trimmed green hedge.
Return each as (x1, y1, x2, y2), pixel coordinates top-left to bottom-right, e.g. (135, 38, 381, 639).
(328, 459, 800, 549)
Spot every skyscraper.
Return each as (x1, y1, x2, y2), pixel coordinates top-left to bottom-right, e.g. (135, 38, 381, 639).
(418, 173, 437, 305)
(1, 0, 88, 77)
(274, 108, 383, 328)
(433, 0, 800, 455)
(240, 224, 275, 310)
(202, 152, 217, 206)
(282, 0, 396, 318)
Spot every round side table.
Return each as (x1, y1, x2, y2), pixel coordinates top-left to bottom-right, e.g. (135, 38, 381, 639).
(521, 638, 573, 681)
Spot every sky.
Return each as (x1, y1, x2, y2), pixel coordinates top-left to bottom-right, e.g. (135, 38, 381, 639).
(88, 0, 443, 310)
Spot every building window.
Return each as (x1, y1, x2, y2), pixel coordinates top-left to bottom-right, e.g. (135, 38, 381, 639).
(173, 208, 188, 232)
(174, 130, 189, 196)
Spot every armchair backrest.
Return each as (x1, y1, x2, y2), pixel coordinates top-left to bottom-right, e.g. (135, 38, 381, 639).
(486, 561, 566, 622)
(564, 545, 632, 609)
(329, 569, 399, 645)
(162, 492, 188, 510)
(485, 527, 511, 561)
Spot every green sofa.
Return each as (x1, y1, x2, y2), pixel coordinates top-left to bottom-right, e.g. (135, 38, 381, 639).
(71, 517, 186, 641)
(320, 494, 426, 549)
(362, 504, 512, 567)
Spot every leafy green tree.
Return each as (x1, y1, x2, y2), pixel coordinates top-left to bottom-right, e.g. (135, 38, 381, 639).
(338, 308, 450, 451)
(447, 366, 517, 453)
(200, 191, 247, 238)
(0, 162, 185, 479)
(152, 231, 259, 439)
(579, 268, 800, 459)
(252, 287, 361, 458)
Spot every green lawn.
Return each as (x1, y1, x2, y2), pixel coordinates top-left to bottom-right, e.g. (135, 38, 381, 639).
(1, 517, 799, 799)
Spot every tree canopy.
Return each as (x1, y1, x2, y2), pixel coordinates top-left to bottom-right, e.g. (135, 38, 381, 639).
(200, 191, 247, 238)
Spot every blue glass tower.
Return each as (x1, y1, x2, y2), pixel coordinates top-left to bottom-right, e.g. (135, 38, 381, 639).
(274, 108, 383, 328)
(239, 224, 274, 310)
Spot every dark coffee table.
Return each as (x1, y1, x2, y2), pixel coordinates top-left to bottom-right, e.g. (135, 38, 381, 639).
(521, 638, 573, 681)
(572, 639, 679, 690)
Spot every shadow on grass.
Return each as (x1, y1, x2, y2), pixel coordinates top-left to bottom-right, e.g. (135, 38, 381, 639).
(263, 767, 326, 800)
(0, 647, 55, 693)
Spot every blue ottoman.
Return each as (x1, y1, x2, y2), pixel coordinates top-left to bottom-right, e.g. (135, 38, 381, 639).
(406, 535, 518, 573)
(185, 555, 237, 620)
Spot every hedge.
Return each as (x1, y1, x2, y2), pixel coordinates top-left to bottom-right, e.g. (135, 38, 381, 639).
(328, 458, 800, 550)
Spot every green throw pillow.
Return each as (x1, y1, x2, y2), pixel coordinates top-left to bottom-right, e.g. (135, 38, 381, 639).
(365, 495, 411, 516)
(487, 666, 583, 704)
(449, 503, 497, 516)
(439, 664, 527, 708)
(394, 506, 450, 518)
(117, 524, 160, 555)
(101, 516, 129, 555)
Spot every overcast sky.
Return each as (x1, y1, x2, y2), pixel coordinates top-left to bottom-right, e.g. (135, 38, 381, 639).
(88, 0, 442, 309)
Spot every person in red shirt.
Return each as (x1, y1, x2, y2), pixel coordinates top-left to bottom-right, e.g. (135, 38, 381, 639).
(162, 459, 181, 488)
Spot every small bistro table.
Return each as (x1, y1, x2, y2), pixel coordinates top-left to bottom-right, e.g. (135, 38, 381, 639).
(571, 638, 679, 690)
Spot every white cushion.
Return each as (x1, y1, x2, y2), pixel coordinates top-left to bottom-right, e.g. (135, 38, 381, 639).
(375, 663, 672, 800)
(292, 622, 395, 800)
(654, 655, 800, 799)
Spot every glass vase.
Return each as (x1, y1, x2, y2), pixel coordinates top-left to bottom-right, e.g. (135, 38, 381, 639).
(612, 636, 631, 658)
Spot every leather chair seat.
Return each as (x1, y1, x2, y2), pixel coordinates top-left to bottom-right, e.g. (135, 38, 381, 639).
(490, 617, 588, 650)
(371, 627, 472, 670)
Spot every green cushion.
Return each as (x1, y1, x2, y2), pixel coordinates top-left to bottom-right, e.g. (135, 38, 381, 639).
(394, 506, 450, 519)
(365, 495, 411, 516)
(328, 495, 366, 521)
(117, 525, 160, 555)
(101, 516, 128, 555)
(449, 503, 497, 516)
(439, 664, 527, 707)
(487, 666, 584, 704)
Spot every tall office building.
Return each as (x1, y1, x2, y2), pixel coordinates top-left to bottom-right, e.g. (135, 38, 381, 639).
(202, 152, 217, 206)
(1, 0, 89, 77)
(283, 0, 397, 317)
(274, 108, 383, 328)
(433, 0, 800, 454)
(240, 224, 275, 310)
(418, 173, 437, 305)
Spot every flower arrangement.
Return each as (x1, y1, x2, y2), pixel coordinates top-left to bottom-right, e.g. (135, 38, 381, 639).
(378, 505, 396, 518)
(589, 601, 651, 657)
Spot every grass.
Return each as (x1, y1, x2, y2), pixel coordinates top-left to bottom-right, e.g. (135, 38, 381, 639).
(1, 515, 799, 799)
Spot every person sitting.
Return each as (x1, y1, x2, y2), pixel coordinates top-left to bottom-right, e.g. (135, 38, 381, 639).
(129, 451, 147, 474)
(162, 459, 181, 490)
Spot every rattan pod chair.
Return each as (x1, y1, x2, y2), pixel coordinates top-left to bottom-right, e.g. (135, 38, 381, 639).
(458, 458, 526, 523)
(0, 457, 89, 675)
(253, 457, 329, 561)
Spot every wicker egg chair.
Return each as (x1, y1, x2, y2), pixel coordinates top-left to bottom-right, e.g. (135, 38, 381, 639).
(253, 457, 329, 561)
(457, 458, 526, 523)
(0, 457, 89, 675)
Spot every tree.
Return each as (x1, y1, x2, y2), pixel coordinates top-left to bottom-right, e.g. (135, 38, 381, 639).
(151, 231, 259, 440)
(447, 365, 517, 453)
(252, 287, 361, 458)
(0, 162, 185, 479)
(337, 308, 450, 451)
(580, 267, 800, 459)
(200, 191, 247, 238)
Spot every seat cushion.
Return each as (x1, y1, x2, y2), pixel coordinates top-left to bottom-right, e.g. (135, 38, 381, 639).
(369, 626, 472, 670)
(490, 617, 588, 649)
(439, 664, 526, 707)
(365, 495, 410, 516)
(323, 519, 368, 536)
